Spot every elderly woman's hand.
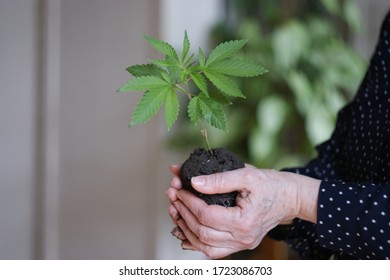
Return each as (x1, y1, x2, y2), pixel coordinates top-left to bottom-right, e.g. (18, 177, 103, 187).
(166, 165, 321, 259)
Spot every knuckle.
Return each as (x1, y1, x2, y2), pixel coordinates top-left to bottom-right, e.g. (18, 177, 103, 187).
(197, 207, 211, 225)
(241, 234, 257, 248)
(248, 241, 260, 250)
(212, 173, 225, 190)
(197, 227, 210, 243)
(239, 220, 253, 235)
(197, 214, 207, 226)
(235, 219, 259, 248)
(241, 168, 256, 184)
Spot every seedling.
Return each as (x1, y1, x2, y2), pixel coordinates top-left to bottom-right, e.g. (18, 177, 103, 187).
(118, 32, 267, 207)
(118, 31, 267, 151)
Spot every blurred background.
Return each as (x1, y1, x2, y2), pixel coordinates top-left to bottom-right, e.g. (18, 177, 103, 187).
(0, 0, 388, 260)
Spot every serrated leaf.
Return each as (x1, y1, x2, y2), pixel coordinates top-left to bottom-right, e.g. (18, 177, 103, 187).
(198, 94, 227, 131)
(203, 69, 245, 98)
(182, 31, 190, 62)
(184, 53, 195, 67)
(208, 90, 232, 105)
(126, 64, 163, 78)
(165, 88, 179, 130)
(189, 72, 208, 96)
(188, 96, 201, 125)
(160, 71, 171, 83)
(206, 39, 248, 66)
(180, 71, 187, 84)
(130, 88, 168, 126)
(198, 47, 206, 66)
(117, 76, 168, 92)
(144, 35, 179, 62)
(162, 56, 182, 83)
(209, 59, 268, 77)
(149, 58, 178, 68)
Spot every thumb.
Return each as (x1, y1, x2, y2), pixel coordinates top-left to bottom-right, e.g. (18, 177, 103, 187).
(191, 168, 249, 195)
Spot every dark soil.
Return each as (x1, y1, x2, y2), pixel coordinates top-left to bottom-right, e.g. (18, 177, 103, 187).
(179, 148, 245, 207)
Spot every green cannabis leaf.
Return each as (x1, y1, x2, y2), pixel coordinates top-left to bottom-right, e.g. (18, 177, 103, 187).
(181, 31, 190, 63)
(209, 59, 268, 77)
(126, 64, 162, 78)
(206, 39, 247, 66)
(130, 88, 169, 127)
(118, 31, 267, 149)
(144, 35, 179, 62)
(118, 76, 168, 92)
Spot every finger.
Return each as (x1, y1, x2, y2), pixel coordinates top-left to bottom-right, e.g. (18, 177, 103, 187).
(173, 200, 235, 248)
(176, 218, 218, 258)
(244, 163, 256, 169)
(170, 176, 182, 190)
(178, 222, 234, 259)
(191, 168, 254, 195)
(166, 186, 179, 202)
(176, 190, 242, 232)
(169, 164, 181, 176)
(181, 240, 196, 251)
(168, 204, 181, 224)
(171, 226, 187, 241)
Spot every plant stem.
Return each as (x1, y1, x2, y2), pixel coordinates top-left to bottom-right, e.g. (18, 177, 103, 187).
(200, 124, 213, 154)
(179, 80, 213, 154)
(175, 84, 193, 100)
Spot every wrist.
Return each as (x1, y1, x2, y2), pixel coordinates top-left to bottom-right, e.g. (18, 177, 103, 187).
(294, 174, 321, 223)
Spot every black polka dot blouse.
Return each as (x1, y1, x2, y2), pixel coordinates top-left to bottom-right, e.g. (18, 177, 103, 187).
(268, 9, 390, 259)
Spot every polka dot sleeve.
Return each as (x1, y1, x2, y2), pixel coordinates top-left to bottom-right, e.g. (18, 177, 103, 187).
(267, 9, 390, 259)
(317, 181, 390, 259)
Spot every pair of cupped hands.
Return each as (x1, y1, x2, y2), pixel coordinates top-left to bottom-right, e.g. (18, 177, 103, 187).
(166, 164, 321, 259)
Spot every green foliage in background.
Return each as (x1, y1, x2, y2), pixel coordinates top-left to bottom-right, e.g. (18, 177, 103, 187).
(169, 0, 366, 169)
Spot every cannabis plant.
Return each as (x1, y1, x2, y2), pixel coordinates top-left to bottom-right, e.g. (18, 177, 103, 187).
(118, 32, 267, 149)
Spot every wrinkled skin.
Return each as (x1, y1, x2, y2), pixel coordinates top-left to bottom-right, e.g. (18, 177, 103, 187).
(166, 164, 320, 259)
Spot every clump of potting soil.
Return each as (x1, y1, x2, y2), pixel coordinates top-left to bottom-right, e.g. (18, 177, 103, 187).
(180, 148, 245, 207)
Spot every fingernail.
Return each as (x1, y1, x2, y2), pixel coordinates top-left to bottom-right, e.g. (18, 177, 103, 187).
(182, 243, 194, 251)
(191, 176, 205, 187)
(171, 227, 185, 240)
(169, 164, 180, 173)
(182, 246, 193, 251)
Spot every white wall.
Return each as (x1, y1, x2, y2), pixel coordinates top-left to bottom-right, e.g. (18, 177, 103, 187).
(56, 0, 162, 259)
(160, 0, 224, 50)
(0, 0, 37, 259)
(0, 0, 182, 260)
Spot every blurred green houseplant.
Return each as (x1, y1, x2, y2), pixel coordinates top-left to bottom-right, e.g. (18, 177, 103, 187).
(169, 0, 366, 169)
